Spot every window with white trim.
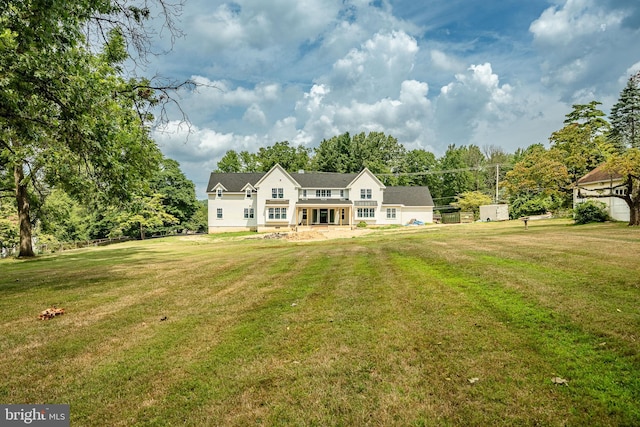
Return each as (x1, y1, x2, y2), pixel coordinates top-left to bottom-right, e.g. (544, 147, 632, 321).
(246, 189, 252, 198)
(302, 189, 307, 198)
(386, 208, 397, 219)
(216, 189, 222, 198)
(268, 207, 287, 220)
(357, 208, 375, 218)
(315, 189, 331, 198)
(360, 189, 372, 199)
(615, 188, 628, 196)
(216, 208, 223, 219)
(244, 208, 254, 219)
(272, 188, 284, 199)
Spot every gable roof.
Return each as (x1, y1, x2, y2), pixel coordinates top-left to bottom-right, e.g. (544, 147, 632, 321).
(383, 186, 434, 206)
(577, 164, 624, 185)
(254, 164, 299, 188)
(207, 172, 265, 192)
(348, 168, 386, 189)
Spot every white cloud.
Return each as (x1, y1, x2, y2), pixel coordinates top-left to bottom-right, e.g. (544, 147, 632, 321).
(530, 0, 624, 44)
(435, 63, 518, 146)
(191, 0, 342, 50)
(529, 0, 639, 101)
(430, 49, 465, 72)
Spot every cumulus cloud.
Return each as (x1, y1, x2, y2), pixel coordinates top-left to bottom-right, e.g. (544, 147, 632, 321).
(430, 49, 465, 72)
(529, 0, 640, 101)
(191, 0, 342, 50)
(435, 63, 516, 145)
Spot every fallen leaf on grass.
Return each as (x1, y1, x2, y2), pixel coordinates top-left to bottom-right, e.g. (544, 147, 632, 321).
(468, 377, 479, 384)
(37, 307, 65, 320)
(551, 377, 568, 385)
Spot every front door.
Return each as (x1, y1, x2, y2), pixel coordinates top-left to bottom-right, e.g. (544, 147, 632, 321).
(319, 209, 328, 224)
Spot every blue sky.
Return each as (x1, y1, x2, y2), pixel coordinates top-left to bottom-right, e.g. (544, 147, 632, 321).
(144, 0, 640, 197)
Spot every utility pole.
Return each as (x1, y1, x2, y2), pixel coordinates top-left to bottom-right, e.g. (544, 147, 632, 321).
(495, 164, 500, 203)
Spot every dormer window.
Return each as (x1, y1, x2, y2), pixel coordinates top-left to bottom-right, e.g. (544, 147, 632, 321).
(246, 189, 252, 198)
(217, 189, 223, 198)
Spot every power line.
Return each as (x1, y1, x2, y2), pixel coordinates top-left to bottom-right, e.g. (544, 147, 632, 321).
(375, 163, 511, 177)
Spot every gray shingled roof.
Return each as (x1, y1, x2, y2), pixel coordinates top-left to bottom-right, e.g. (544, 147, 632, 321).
(383, 186, 434, 206)
(207, 171, 361, 192)
(207, 172, 265, 192)
(290, 172, 359, 188)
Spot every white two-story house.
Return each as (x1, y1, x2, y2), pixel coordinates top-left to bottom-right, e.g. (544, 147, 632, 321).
(207, 164, 434, 233)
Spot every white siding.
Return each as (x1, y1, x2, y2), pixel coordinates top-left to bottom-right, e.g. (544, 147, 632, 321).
(350, 171, 384, 224)
(255, 167, 298, 229)
(573, 183, 630, 222)
(208, 193, 257, 232)
(401, 207, 433, 224)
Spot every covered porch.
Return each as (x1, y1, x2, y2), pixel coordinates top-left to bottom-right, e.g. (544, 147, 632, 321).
(295, 200, 353, 229)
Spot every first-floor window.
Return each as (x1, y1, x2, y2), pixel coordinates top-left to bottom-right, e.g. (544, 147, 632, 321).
(268, 207, 287, 220)
(216, 208, 223, 219)
(357, 208, 375, 218)
(244, 208, 254, 219)
(386, 208, 396, 219)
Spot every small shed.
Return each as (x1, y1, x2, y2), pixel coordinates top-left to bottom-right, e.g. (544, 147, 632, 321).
(480, 204, 509, 222)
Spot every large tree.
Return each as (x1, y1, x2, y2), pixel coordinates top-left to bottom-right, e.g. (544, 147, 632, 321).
(609, 73, 640, 151)
(0, 1, 190, 256)
(256, 141, 310, 172)
(550, 101, 613, 183)
(149, 157, 198, 232)
(503, 144, 571, 217)
(438, 145, 477, 205)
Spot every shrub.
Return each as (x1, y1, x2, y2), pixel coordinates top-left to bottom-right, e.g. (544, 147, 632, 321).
(357, 221, 367, 228)
(574, 200, 610, 224)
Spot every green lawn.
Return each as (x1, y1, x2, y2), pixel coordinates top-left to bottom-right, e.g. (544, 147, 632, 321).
(1, 220, 639, 426)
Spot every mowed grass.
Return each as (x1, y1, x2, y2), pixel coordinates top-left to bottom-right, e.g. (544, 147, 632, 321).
(1, 220, 639, 426)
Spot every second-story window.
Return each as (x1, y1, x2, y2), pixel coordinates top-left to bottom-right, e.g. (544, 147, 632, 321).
(272, 188, 284, 199)
(360, 189, 372, 199)
(246, 189, 252, 198)
(217, 189, 222, 198)
(316, 189, 331, 198)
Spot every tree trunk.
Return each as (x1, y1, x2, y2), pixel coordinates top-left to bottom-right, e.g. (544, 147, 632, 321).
(629, 200, 640, 226)
(14, 164, 35, 257)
